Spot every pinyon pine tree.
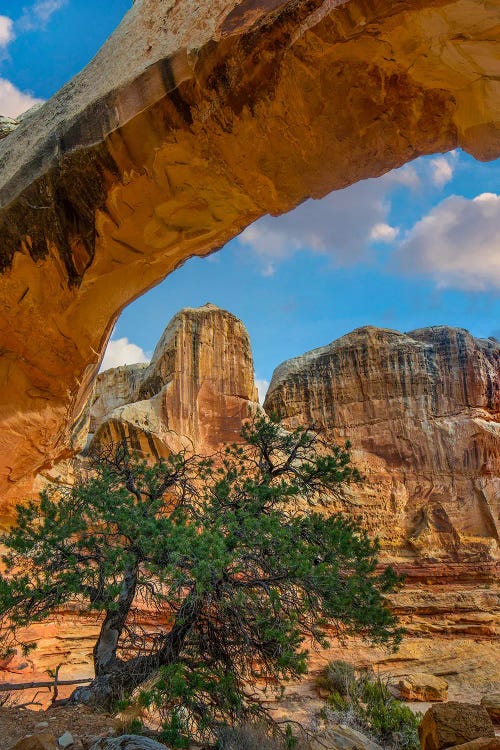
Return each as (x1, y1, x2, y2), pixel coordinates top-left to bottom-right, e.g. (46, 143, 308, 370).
(0, 416, 403, 741)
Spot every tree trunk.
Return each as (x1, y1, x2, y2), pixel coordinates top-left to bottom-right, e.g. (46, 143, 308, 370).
(71, 592, 202, 709)
(93, 564, 138, 676)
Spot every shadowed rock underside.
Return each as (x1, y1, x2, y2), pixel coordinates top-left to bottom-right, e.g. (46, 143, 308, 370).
(0, 0, 499, 515)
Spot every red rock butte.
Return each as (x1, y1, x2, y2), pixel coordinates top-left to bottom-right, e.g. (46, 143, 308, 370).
(0, 0, 499, 514)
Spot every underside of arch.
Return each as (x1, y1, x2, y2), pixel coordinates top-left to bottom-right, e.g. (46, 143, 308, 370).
(0, 0, 498, 517)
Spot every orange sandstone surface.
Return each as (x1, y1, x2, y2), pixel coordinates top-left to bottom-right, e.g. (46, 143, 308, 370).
(0, 0, 500, 519)
(89, 303, 259, 457)
(264, 326, 500, 565)
(264, 326, 500, 670)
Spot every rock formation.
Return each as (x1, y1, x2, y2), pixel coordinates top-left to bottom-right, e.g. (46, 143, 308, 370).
(390, 673, 449, 702)
(264, 326, 500, 562)
(264, 325, 500, 651)
(2, 314, 500, 701)
(0, 0, 499, 511)
(89, 303, 258, 456)
(418, 703, 495, 750)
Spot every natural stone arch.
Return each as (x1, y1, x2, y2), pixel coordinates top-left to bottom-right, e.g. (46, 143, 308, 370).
(0, 0, 498, 519)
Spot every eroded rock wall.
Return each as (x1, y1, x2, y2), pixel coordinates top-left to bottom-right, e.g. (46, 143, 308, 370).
(89, 303, 259, 456)
(264, 325, 500, 648)
(0, 0, 499, 509)
(3, 316, 500, 697)
(264, 325, 500, 559)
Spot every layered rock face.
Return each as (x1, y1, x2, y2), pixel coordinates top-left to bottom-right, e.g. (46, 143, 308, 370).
(0, 0, 499, 511)
(89, 303, 258, 457)
(264, 326, 500, 646)
(265, 326, 500, 562)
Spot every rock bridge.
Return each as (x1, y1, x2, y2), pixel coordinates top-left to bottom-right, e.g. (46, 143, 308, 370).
(0, 0, 499, 519)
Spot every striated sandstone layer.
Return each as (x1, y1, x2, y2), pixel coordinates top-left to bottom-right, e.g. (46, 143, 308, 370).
(264, 325, 500, 652)
(89, 303, 259, 456)
(0, 0, 499, 512)
(265, 326, 500, 560)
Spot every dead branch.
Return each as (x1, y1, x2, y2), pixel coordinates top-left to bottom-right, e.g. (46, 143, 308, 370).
(0, 677, 92, 692)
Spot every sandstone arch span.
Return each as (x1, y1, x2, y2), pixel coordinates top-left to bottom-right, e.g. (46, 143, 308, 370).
(0, 0, 499, 518)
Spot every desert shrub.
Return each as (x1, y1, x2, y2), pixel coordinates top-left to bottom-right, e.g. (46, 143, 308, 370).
(316, 659, 358, 698)
(360, 676, 421, 749)
(318, 661, 421, 750)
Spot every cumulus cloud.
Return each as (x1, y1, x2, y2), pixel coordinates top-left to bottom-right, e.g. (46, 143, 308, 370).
(393, 192, 500, 291)
(237, 164, 419, 274)
(0, 77, 43, 117)
(255, 378, 269, 404)
(429, 153, 458, 188)
(17, 0, 67, 31)
(100, 337, 149, 372)
(0, 16, 15, 50)
(370, 223, 399, 242)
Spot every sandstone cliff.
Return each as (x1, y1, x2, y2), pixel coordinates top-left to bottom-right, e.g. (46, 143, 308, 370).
(89, 303, 259, 456)
(0, 0, 499, 509)
(264, 325, 500, 649)
(264, 325, 500, 562)
(2, 317, 499, 700)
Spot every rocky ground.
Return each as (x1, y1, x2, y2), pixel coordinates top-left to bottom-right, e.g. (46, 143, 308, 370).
(3, 683, 500, 750)
(0, 705, 119, 750)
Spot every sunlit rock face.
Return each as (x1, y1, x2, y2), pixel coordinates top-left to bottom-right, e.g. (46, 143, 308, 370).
(89, 303, 259, 456)
(89, 364, 149, 435)
(265, 325, 500, 646)
(0, 0, 499, 512)
(265, 325, 500, 561)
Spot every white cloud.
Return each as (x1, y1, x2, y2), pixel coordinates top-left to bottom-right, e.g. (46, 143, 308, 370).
(0, 16, 15, 49)
(390, 164, 420, 189)
(17, 0, 67, 31)
(0, 77, 43, 117)
(100, 337, 149, 372)
(255, 379, 269, 404)
(237, 164, 418, 274)
(370, 223, 399, 242)
(393, 192, 500, 291)
(429, 156, 454, 188)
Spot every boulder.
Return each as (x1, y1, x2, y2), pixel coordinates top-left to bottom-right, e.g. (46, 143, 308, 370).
(57, 732, 74, 748)
(313, 725, 384, 750)
(391, 673, 448, 702)
(11, 734, 57, 750)
(419, 703, 495, 750)
(480, 693, 500, 724)
(448, 741, 500, 750)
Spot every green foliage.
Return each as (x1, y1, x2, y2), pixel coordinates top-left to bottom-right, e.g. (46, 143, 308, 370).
(126, 718, 144, 735)
(0, 416, 403, 741)
(159, 710, 190, 749)
(359, 677, 421, 749)
(318, 661, 421, 750)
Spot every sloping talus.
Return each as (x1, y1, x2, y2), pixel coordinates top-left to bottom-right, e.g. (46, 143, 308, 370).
(0, 0, 499, 513)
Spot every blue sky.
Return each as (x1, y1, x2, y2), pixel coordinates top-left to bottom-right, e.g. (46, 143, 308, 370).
(1, 1, 499, 400)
